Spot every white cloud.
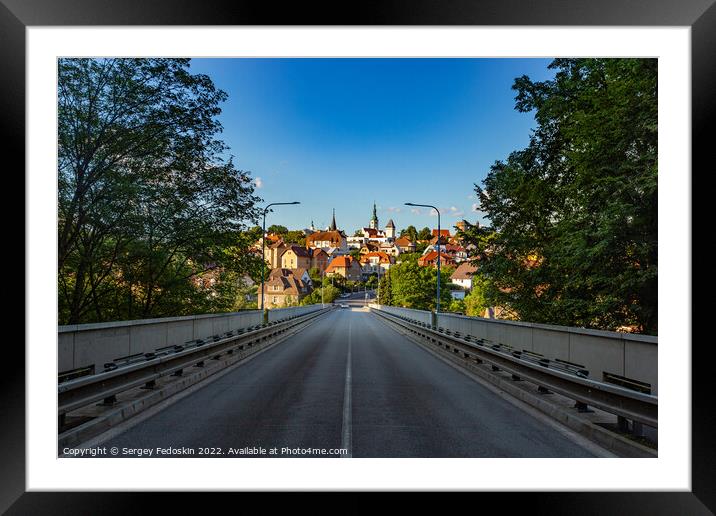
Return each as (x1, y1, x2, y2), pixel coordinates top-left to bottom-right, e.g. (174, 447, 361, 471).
(410, 208, 423, 215)
(254, 177, 264, 189)
(385, 206, 402, 213)
(471, 203, 481, 212)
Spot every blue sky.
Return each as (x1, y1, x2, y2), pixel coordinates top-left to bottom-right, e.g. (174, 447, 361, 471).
(189, 58, 556, 234)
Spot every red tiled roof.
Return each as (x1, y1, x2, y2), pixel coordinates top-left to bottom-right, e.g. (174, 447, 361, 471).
(395, 236, 414, 247)
(306, 231, 344, 246)
(418, 251, 455, 266)
(359, 252, 393, 265)
(325, 255, 357, 273)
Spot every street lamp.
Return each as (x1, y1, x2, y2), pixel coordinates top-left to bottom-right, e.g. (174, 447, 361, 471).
(405, 202, 442, 314)
(261, 201, 300, 313)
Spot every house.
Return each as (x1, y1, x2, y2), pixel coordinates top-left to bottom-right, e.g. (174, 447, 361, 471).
(325, 255, 362, 281)
(263, 239, 288, 268)
(281, 245, 312, 270)
(450, 262, 478, 290)
(359, 252, 394, 279)
(258, 268, 313, 308)
(378, 242, 401, 257)
(347, 235, 367, 249)
(310, 248, 330, 272)
(394, 236, 416, 253)
(418, 251, 455, 267)
(306, 230, 347, 251)
(427, 234, 451, 248)
(359, 242, 381, 254)
(444, 244, 468, 263)
(359, 227, 388, 244)
(432, 229, 451, 239)
(269, 267, 312, 286)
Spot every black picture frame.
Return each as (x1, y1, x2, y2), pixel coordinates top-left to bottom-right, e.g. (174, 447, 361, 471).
(4, 0, 711, 512)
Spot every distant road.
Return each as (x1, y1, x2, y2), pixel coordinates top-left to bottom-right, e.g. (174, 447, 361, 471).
(101, 308, 596, 457)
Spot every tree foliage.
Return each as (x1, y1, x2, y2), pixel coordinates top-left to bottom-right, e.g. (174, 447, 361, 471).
(300, 284, 341, 305)
(417, 227, 432, 240)
(400, 225, 418, 242)
(460, 58, 657, 334)
(58, 58, 262, 324)
(378, 261, 452, 311)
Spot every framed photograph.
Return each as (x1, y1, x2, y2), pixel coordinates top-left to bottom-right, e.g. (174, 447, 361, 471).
(6, 0, 711, 512)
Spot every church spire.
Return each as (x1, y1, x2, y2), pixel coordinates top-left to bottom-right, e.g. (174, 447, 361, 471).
(329, 208, 337, 231)
(370, 202, 379, 230)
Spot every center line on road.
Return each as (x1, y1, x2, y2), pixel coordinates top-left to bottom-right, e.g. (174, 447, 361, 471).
(341, 316, 353, 458)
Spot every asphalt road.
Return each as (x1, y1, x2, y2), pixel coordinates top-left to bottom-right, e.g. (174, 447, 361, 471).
(101, 308, 596, 457)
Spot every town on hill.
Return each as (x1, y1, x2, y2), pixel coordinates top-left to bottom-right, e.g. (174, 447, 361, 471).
(254, 203, 483, 314)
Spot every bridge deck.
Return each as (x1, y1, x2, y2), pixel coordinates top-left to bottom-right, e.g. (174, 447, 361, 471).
(98, 307, 599, 458)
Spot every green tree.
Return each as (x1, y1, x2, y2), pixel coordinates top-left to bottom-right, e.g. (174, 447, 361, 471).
(266, 224, 288, 235)
(365, 274, 379, 289)
(449, 298, 466, 314)
(349, 248, 362, 261)
(379, 261, 451, 310)
(400, 225, 418, 242)
(308, 267, 323, 287)
(283, 230, 306, 245)
(462, 58, 657, 334)
(463, 276, 490, 317)
(301, 284, 341, 305)
(417, 227, 432, 240)
(58, 58, 261, 324)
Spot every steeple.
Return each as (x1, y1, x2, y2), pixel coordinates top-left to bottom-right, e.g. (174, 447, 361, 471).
(370, 202, 379, 230)
(310, 220, 315, 231)
(329, 209, 337, 231)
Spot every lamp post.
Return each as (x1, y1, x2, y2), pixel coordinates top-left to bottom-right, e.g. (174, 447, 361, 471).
(405, 202, 442, 314)
(261, 202, 300, 314)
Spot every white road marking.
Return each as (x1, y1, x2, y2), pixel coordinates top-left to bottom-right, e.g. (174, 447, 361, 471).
(341, 314, 353, 458)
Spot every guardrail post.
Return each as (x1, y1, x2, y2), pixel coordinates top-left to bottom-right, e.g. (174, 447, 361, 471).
(574, 401, 593, 413)
(99, 395, 117, 406)
(431, 310, 437, 329)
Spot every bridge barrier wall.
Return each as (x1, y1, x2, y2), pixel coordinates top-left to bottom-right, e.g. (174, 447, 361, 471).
(267, 304, 325, 322)
(59, 304, 325, 374)
(370, 304, 658, 395)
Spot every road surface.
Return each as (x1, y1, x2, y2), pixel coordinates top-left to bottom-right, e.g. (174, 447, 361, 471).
(101, 307, 596, 457)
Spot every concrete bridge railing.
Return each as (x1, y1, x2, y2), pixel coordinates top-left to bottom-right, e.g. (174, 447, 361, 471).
(58, 304, 325, 374)
(371, 304, 658, 395)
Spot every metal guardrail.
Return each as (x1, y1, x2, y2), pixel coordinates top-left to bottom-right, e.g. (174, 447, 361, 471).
(371, 307, 658, 429)
(58, 306, 334, 425)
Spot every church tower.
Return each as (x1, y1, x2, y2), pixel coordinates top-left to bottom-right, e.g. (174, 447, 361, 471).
(369, 202, 379, 230)
(329, 209, 337, 231)
(385, 219, 396, 240)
